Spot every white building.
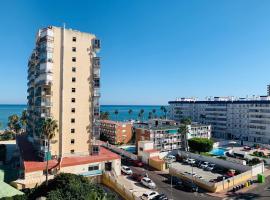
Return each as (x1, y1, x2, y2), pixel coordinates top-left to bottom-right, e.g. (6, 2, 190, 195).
(169, 96, 270, 146)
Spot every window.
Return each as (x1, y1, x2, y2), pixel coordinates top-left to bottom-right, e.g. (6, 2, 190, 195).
(72, 47, 76, 52)
(72, 77, 76, 82)
(71, 129, 75, 133)
(72, 88, 76, 93)
(71, 108, 75, 113)
(71, 139, 75, 144)
(72, 57, 76, 62)
(70, 149, 75, 154)
(72, 37, 76, 42)
(88, 165, 99, 171)
(72, 67, 76, 72)
(71, 98, 76, 103)
(71, 118, 75, 123)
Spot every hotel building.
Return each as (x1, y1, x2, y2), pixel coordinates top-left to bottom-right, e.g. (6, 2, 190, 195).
(169, 96, 270, 146)
(26, 26, 101, 159)
(100, 120, 133, 145)
(134, 119, 211, 152)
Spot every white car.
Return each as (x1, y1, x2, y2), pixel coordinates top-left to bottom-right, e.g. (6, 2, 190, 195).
(121, 166, 132, 175)
(141, 177, 156, 189)
(206, 164, 215, 171)
(141, 191, 159, 200)
(200, 162, 209, 169)
(188, 158, 196, 164)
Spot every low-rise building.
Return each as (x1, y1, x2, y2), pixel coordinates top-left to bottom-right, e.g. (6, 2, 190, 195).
(100, 120, 133, 145)
(12, 135, 121, 189)
(134, 119, 211, 152)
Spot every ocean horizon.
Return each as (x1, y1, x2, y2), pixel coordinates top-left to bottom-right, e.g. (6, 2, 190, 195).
(0, 104, 166, 129)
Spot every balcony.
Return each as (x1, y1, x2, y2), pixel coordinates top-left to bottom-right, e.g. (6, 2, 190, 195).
(41, 112, 52, 118)
(41, 101, 52, 107)
(93, 68, 100, 78)
(92, 39, 100, 51)
(40, 62, 53, 71)
(93, 57, 100, 68)
(40, 28, 54, 38)
(94, 89, 100, 97)
(35, 74, 53, 85)
(39, 35, 54, 43)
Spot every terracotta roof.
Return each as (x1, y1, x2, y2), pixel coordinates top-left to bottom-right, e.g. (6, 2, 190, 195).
(17, 135, 120, 173)
(144, 149, 159, 153)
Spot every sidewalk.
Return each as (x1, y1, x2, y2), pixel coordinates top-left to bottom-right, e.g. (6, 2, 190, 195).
(208, 169, 270, 198)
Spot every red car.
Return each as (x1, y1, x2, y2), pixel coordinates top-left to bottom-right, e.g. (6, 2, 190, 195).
(132, 159, 144, 167)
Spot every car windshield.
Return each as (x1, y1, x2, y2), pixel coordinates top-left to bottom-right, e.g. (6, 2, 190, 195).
(146, 179, 152, 183)
(125, 167, 130, 170)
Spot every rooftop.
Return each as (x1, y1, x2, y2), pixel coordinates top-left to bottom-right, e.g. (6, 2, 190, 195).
(17, 135, 120, 173)
(100, 120, 131, 126)
(144, 149, 159, 153)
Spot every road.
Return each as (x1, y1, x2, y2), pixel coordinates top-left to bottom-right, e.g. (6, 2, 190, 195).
(222, 175, 270, 200)
(130, 166, 219, 200)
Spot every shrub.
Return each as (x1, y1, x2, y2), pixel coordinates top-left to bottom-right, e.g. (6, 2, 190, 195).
(188, 138, 214, 153)
(0, 144, 6, 162)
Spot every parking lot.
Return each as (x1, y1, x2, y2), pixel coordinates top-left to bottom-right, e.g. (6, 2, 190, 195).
(171, 162, 223, 182)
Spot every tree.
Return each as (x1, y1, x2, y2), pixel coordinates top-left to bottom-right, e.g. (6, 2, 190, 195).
(114, 110, 119, 121)
(180, 117, 192, 125)
(7, 114, 21, 134)
(0, 144, 6, 163)
(0, 121, 2, 130)
(41, 118, 58, 186)
(139, 109, 144, 122)
(128, 109, 133, 121)
(160, 106, 167, 119)
(179, 125, 189, 151)
(100, 111, 110, 120)
(152, 109, 157, 118)
(188, 138, 214, 153)
(20, 110, 27, 130)
(148, 112, 153, 119)
(27, 173, 117, 200)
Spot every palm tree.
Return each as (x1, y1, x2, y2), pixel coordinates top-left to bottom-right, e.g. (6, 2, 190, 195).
(160, 106, 167, 119)
(41, 118, 58, 186)
(100, 111, 110, 120)
(128, 109, 133, 121)
(7, 114, 21, 134)
(152, 109, 157, 118)
(0, 121, 2, 130)
(179, 124, 189, 151)
(139, 109, 144, 122)
(20, 110, 27, 131)
(114, 110, 119, 121)
(148, 112, 153, 119)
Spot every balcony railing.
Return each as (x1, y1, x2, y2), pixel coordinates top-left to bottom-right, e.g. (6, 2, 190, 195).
(92, 39, 100, 51)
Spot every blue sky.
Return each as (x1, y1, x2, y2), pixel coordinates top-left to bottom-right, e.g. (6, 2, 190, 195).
(0, 0, 270, 105)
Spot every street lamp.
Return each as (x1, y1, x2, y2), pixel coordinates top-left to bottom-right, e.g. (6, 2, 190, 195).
(164, 157, 173, 200)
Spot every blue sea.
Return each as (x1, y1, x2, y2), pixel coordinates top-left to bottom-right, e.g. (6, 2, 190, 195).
(0, 104, 165, 129)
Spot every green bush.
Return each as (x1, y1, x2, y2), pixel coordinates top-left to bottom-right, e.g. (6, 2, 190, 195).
(0, 131, 15, 141)
(188, 138, 214, 153)
(27, 173, 117, 200)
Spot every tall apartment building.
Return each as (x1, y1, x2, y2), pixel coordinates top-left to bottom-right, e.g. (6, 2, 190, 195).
(100, 120, 133, 145)
(26, 26, 101, 160)
(169, 96, 270, 146)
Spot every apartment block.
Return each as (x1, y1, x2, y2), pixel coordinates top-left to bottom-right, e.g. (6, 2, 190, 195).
(26, 26, 101, 159)
(100, 120, 133, 144)
(169, 96, 270, 146)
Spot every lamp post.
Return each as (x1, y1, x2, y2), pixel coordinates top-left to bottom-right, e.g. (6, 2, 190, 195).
(164, 157, 173, 200)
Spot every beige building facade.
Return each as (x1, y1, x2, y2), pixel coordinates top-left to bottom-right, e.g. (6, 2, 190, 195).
(27, 26, 101, 160)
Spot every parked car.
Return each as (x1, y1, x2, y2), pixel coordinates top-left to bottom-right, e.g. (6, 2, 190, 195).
(194, 160, 203, 167)
(141, 177, 156, 189)
(205, 164, 215, 171)
(164, 155, 176, 162)
(141, 191, 159, 200)
(132, 159, 144, 167)
(131, 170, 148, 181)
(121, 166, 132, 175)
(187, 158, 196, 165)
(200, 162, 209, 169)
(168, 176, 182, 186)
(152, 194, 168, 200)
(178, 179, 198, 192)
